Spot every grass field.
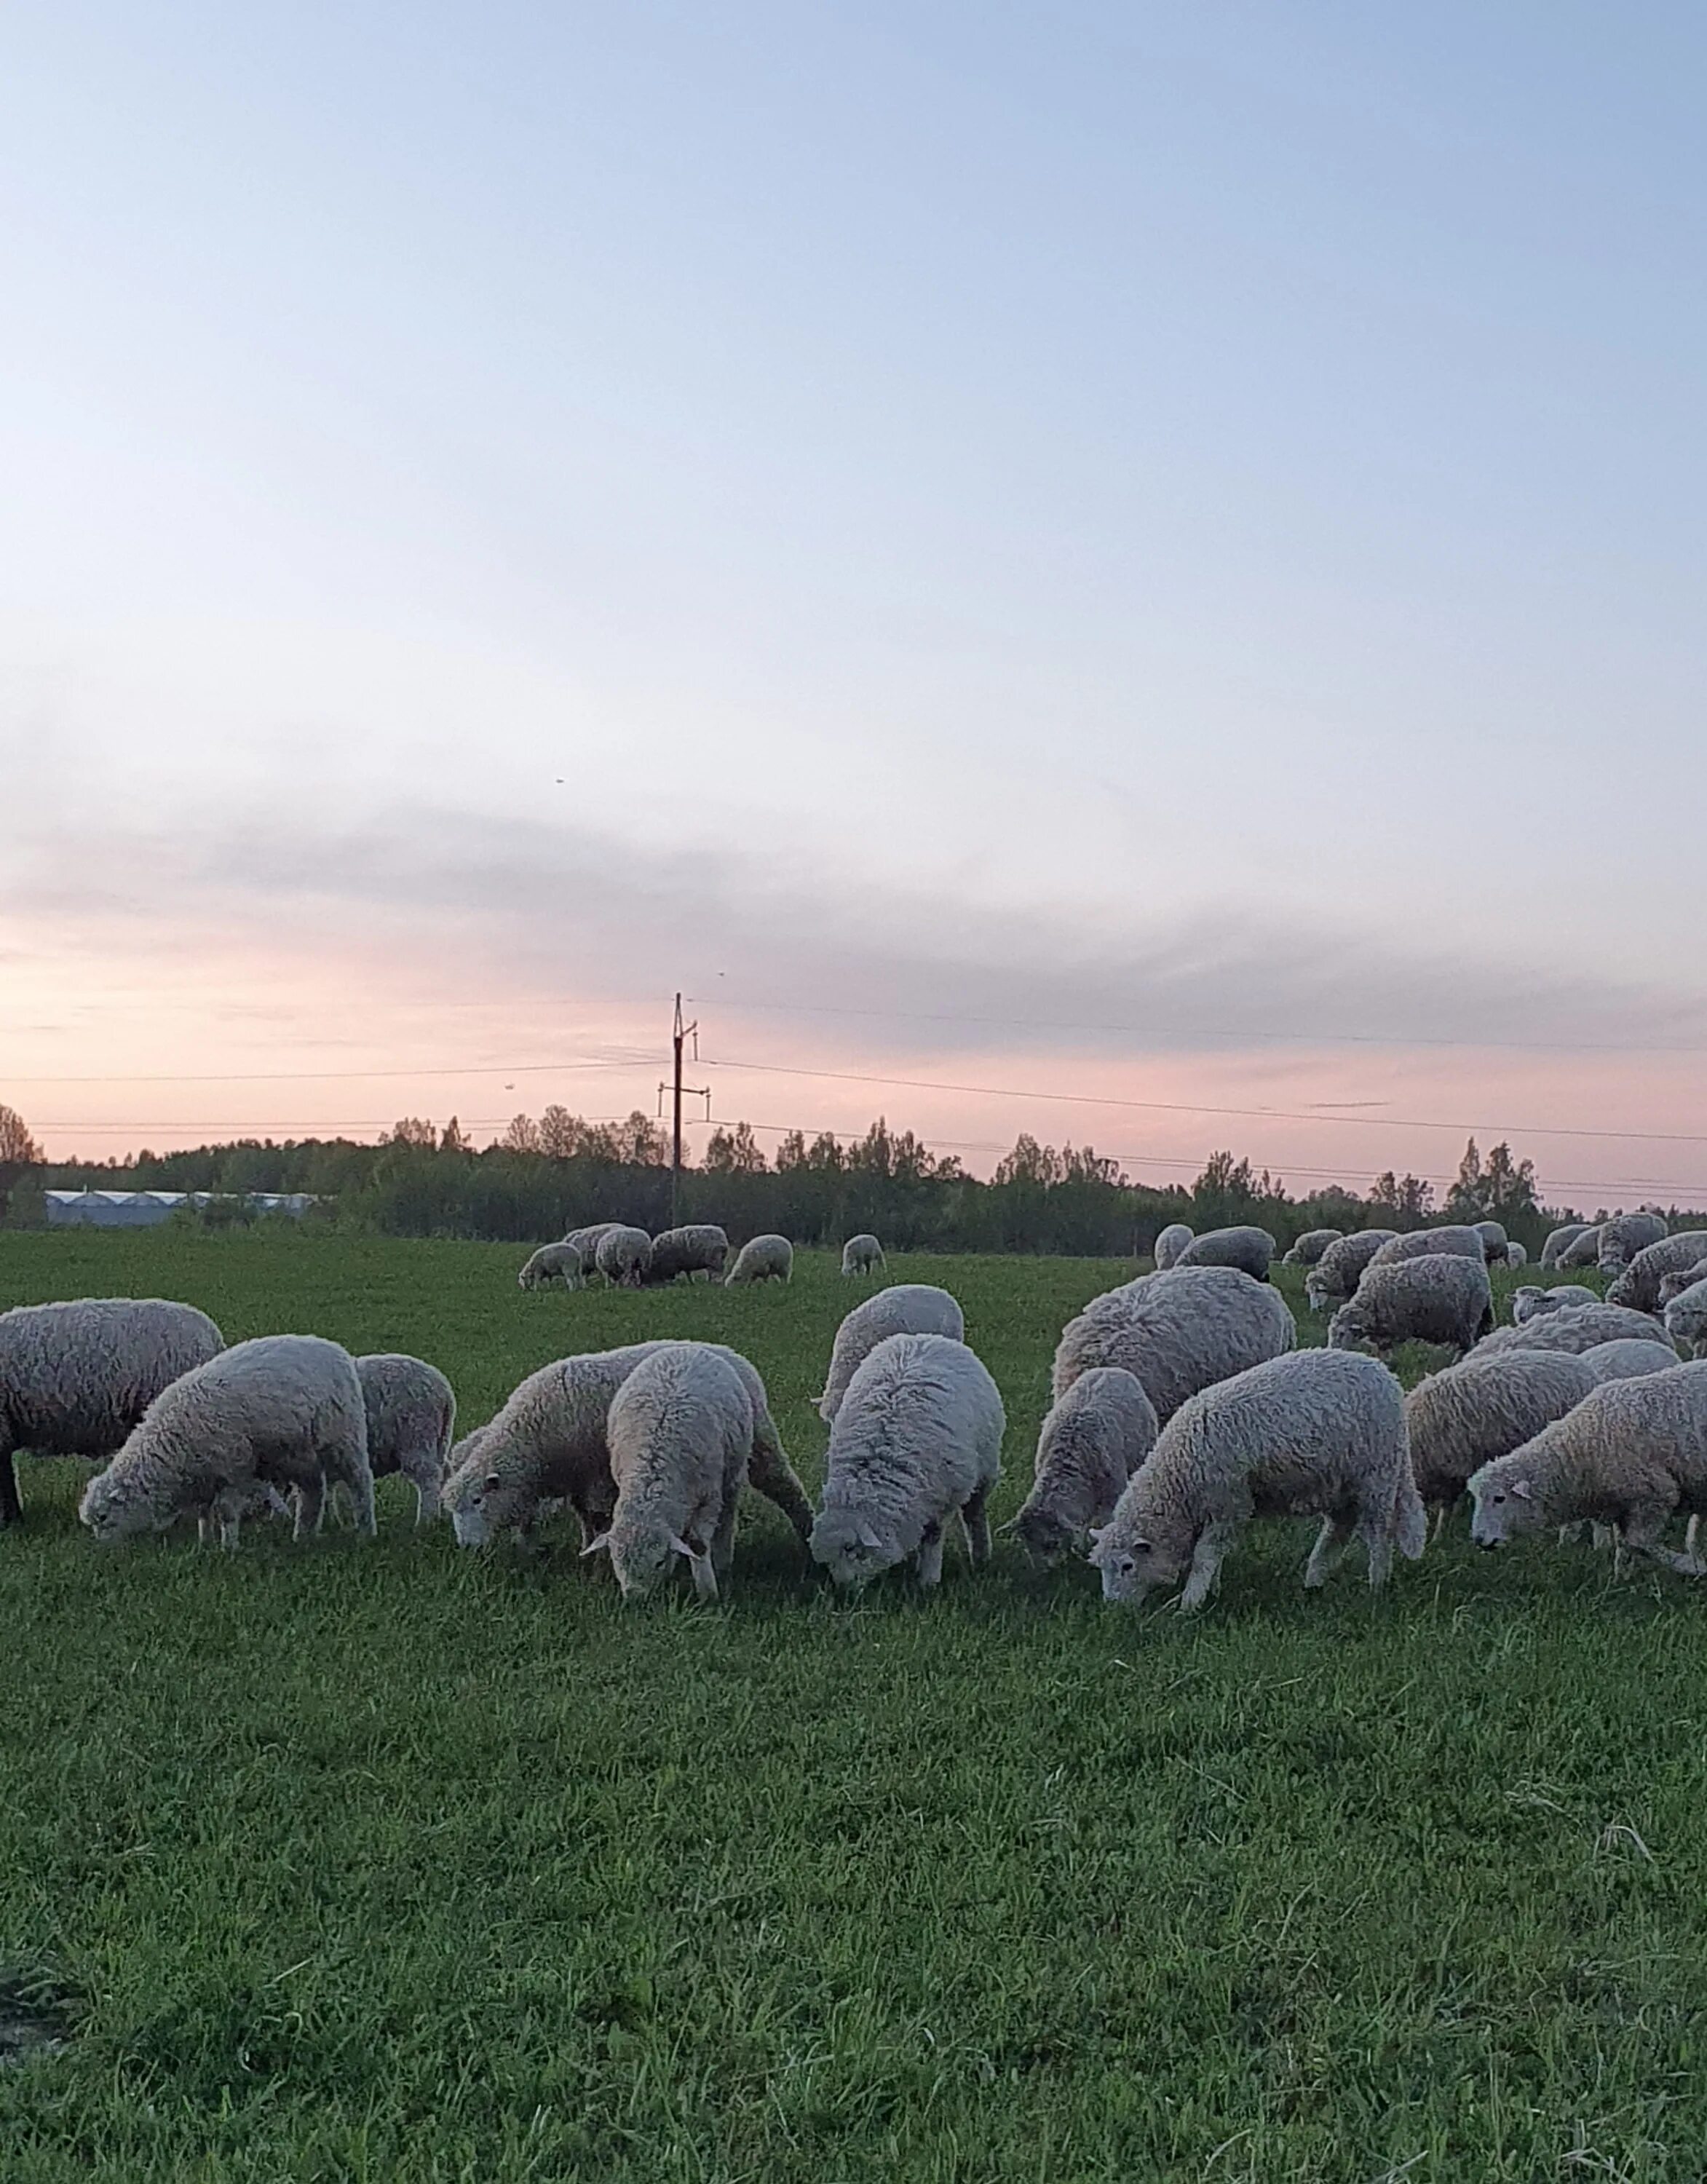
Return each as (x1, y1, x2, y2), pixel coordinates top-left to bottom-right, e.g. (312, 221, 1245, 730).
(2, 1232, 1705, 2182)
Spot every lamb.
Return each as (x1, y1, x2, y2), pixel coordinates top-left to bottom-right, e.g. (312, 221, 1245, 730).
(1511, 1283, 1599, 1324)
(1173, 1226, 1276, 1281)
(725, 1234, 793, 1285)
(1469, 1362, 1707, 1576)
(809, 1332, 1004, 1589)
(1327, 1254, 1493, 1361)
(0, 1297, 225, 1527)
(582, 1343, 752, 1599)
(1403, 1350, 1596, 1526)
(593, 1224, 653, 1287)
(1367, 1226, 1486, 1273)
(1006, 1366, 1158, 1563)
(1604, 1231, 1707, 1314)
(1152, 1222, 1194, 1270)
(563, 1221, 622, 1267)
(356, 1353, 456, 1524)
(1305, 1230, 1399, 1312)
(1556, 1224, 1606, 1270)
(443, 1341, 812, 1549)
(646, 1224, 730, 1283)
(1088, 1349, 1424, 1610)
(1505, 1242, 1528, 1269)
(79, 1334, 373, 1546)
(815, 1284, 965, 1423)
(518, 1241, 585, 1291)
(1473, 1221, 1510, 1265)
(1052, 1267, 1295, 1423)
(1663, 1278, 1707, 1360)
(1473, 1305, 1681, 1359)
(1540, 1223, 1591, 1268)
(841, 1234, 886, 1277)
(1581, 1338, 1690, 1384)
(1595, 1211, 1669, 1275)
(1281, 1229, 1343, 1267)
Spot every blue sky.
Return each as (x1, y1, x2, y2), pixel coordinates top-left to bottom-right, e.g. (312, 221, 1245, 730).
(4, 3, 1704, 1198)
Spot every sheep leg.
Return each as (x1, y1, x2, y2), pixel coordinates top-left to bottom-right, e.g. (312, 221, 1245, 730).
(915, 1521, 946, 1589)
(292, 1476, 325, 1540)
(218, 1513, 242, 1552)
(1360, 1514, 1395, 1591)
(1429, 1503, 1449, 1544)
(959, 1484, 992, 1567)
(1303, 1516, 1356, 1589)
(748, 1424, 815, 1546)
(1177, 1531, 1228, 1613)
(1620, 1502, 1698, 1578)
(710, 1493, 740, 1590)
(401, 1449, 441, 1526)
(0, 1439, 20, 1527)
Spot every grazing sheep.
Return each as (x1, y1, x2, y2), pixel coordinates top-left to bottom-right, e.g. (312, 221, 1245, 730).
(1474, 1306, 1681, 1359)
(1604, 1231, 1707, 1314)
(647, 1224, 730, 1283)
(1281, 1228, 1344, 1267)
(443, 1341, 812, 1549)
(1469, 1362, 1707, 1575)
(1596, 1211, 1669, 1275)
(582, 1343, 752, 1600)
(1581, 1339, 1689, 1384)
(1367, 1226, 1486, 1273)
(725, 1234, 793, 1286)
(562, 1222, 622, 1264)
(841, 1234, 886, 1276)
(1153, 1222, 1194, 1270)
(1663, 1278, 1707, 1360)
(1088, 1349, 1423, 1610)
(1472, 1221, 1510, 1265)
(196, 1481, 292, 1551)
(1305, 1230, 1399, 1312)
(1007, 1367, 1158, 1563)
(1174, 1226, 1277, 1281)
(1052, 1268, 1295, 1424)
(594, 1225, 653, 1288)
(1556, 1224, 1607, 1270)
(1511, 1283, 1599, 1325)
(1540, 1223, 1591, 1269)
(0, 1297, 225, 1527)
(1328, 1255, 1493, 1361)
(809, 1332, 1004, 1590)
(1505, 1242, 1528, 1269)
(79, 1334, 373, 1546)
(518, 1241, 585, 1291)
(357, 1353, 456, 1524)
(1404, 1350, 1596, 1526)
(816, 1285, 965, 1423)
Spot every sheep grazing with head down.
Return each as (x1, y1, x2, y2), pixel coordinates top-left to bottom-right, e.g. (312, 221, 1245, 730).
(1328, 1255, 1493, 1361)
(1473, 1305, 1681, 1360)
(1511, 1283, 1599, 1325)
(1007, 1366, 1158, 1564)
(1052, 1268, 1295, 1424)
(647, 1225, 729, 1283)
(1556, 1224, 1606, 1270)
(1663, 1278, 1707, 1361)
(1281, 1229, 1343, 1267)
(1596, 1211, 1669, 1276)
(1174, 1227, 1277, 1281)
(1152, 1223, 1194, 1270)
(1305, 1231, 1399, 1313)
(582, 1343, 752, 1600)
(0, 1297, 226, 1527)
(1403, 1350, 1596, 1529)
(841, 1234, 886, 1277)
(816, 1285, 965, 1423)
(1581, 1338, 1689, 1385)
(563, 1222, 621, 1267)
(79, 1334, 373, 1548)
(1088, 1349, 1424, 1610)
(1367, 1226, 1486, 1273)
(594, 1225, 653, 1289)
(1540, 1223, 1591, 1269)
(1505, 1241, 1528, 1269)
(1472, 1221, 1509, 1265)
(1604, 1232, 1707, 1314)
(810, 1333, 1004, 1591)
(356, 1353, 456, 1524)
(725, 1234, 793, 1286)
(518, 1242, 584, 1291)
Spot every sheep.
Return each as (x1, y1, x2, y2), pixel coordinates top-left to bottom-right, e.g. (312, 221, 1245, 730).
(79, 1334, 373, 1546)
(815, 1284, 965, 1424)
(647, 1224, 730, 1283)
(1505, 1241, 1528, 1269)
(1281, 1228, 1344, 1267)
(443, 1341, 812, 1549)
(1052, 1267, 1295, 1424)
(1403, 1350, 1596, 1527)
(582, 1343, 753, 1600)
(809, 1332, 1004, 1589)
(1152, 1222, 1194, 1270)
(1556, 1224, 1606, 1270)
(1663, 1278, 1707, 1361)
(1581, 1338, 1690, 1384)
(1540, 1222, 1591, 1268)
(1088, 1349, 1424, 1610)
(0, 1297, 225, 1527)
(1327, 1254, 1493, 1361)
(356, 1353, 456, 1524)
(1472, 1221, 1510, 1265)
(562, 1221, 622, 1265)
(1473, 1306, 1682, 1359)
(1367, 1226, 1486, 1273)
(725, 1234, 793, 1285)
(1596, 1211, 1669, 1275)
(841, 1234, 886, 1277)
(594, 1224, 653, 1287)
(1006, 1366, 1158, 1563)
(1173, 1226, 1276, 1281)
(1468, 1362, 1707, 1576)
(1305, 1230, 1399, 1312)
(518, 1242, 584, 1291)
(1604, 1231, 1707, 1314)
(1511, 1283, 1599, 1324)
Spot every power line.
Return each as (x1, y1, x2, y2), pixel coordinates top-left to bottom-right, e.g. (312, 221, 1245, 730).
(4, 1055, 651, 1086)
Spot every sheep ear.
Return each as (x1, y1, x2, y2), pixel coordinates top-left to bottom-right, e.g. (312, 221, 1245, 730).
(1133, 1538, 1153, 1554)
(1087, 1526, 1106, 1546)
(580, 1532, 612, 1556)
(856, 1521, 884, 1551)
(1510, 1481, 1533, 1501)
(483, 1473, 501, 1491)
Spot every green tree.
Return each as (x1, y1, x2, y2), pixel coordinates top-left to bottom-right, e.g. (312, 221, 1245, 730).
(704, 1122, 768, 1174)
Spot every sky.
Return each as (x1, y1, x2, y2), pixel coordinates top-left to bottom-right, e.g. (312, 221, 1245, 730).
(3, 1, 1705, 1207)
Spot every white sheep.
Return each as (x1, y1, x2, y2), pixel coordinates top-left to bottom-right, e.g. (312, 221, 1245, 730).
(594, 1224, 653, 1288)
(1152, 1222, 1194, 1270)
(1539, 1223, 1591, 1268)
(1596, 1210, 1669, 1275)
(1280, 1228, 1344, 1267)
(1556, 1224, 1606, 1270)
(79, 1334, 373, 1546)
(1473, 1305, 1681, 1359)
(518, 1241, 585, 1291)
(1511, 1283, 1599, 1325)
(1663, 1278, 1707, 1360)
(1007, 1366, 1158, 1563)
(1053, 1268, 1295, 1423)
(1604, 1231, 1707, 1313)
(1305, 1230, 1399, 1312)
(562, 1221, 622, 1265)
(1581, 1338, 1689, 1384)
(1367, 1226, 1486, 1273)
(1088, 1349, 1424, 1610)
(1469, 1362, 1707, 1576)
(725, 1233, 793, 1285)
(0, 1297, 225, 1527)
(809, 1332, 1004, 1589)
(1473, 1221, 1510, 1265)
(1173, 1226, 1276, 1281)
(1505, 1241, 1528, 1269)
(582, 1343, 752, 1599)
(815, 1284, 965, 1423)
(647, 1224, 730, 1283)
(840, 1234, 886, 1277)
(1403, 1350, 1596, 1527)
(356, 1353, 456, 1524)
(1327, 1254, 1493, 1360)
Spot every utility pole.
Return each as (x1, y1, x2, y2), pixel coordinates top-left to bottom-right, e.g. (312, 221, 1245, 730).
(663, 994, 709, 1227)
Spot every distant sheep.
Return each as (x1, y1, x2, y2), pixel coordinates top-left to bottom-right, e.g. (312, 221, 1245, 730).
(1089, 1349, 1424, 1610)
(1663, 1278, 1707, 1360)
(1604, 1231, 1707, 1314)
(1540, 1223, 1591, 1269)
(1305, 1230, 1399, 1313)
(1367, 1226, 1486, 1273)
(357, 1353, 456, 1524)
(1152, 1223, 1194, 1270)
(1595, 1211, 1669, 1275)
(595, 1225, 653, 1288)
(562, 1222, 622, 1265)
(1505, 1242, 1528, 1269)
(0, 1297, 225, 1528)
(1511, 1283, 1599, 1325)
(725, 1234, 793, 1286)
(1473, 1305, 1682, 1359)
(518, 1242, 584, 1291)
(1052, 1267, 1295, 1424)
(809, 1332, 1003, 1590)
(584, 1343, 752, 1600)
(1404, 1350, 1596, 1524)
(1007, 1366, 1157, 1563)
(816, 1285, 965, 1423)
(1581, 1339, 1689, 1384)
(1327, 1254, 1493, 1361)
(841, 1235, 886, 1277)
(1473, 1221, 1510, 1265)
(79, 1334, 373, 1547)
(1556, 1224, 1606, 1270)
(647, 1224, 729, 1283)
(1281, 1228, 1343, 1267)
(1174, 1226, 1276, 1281)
